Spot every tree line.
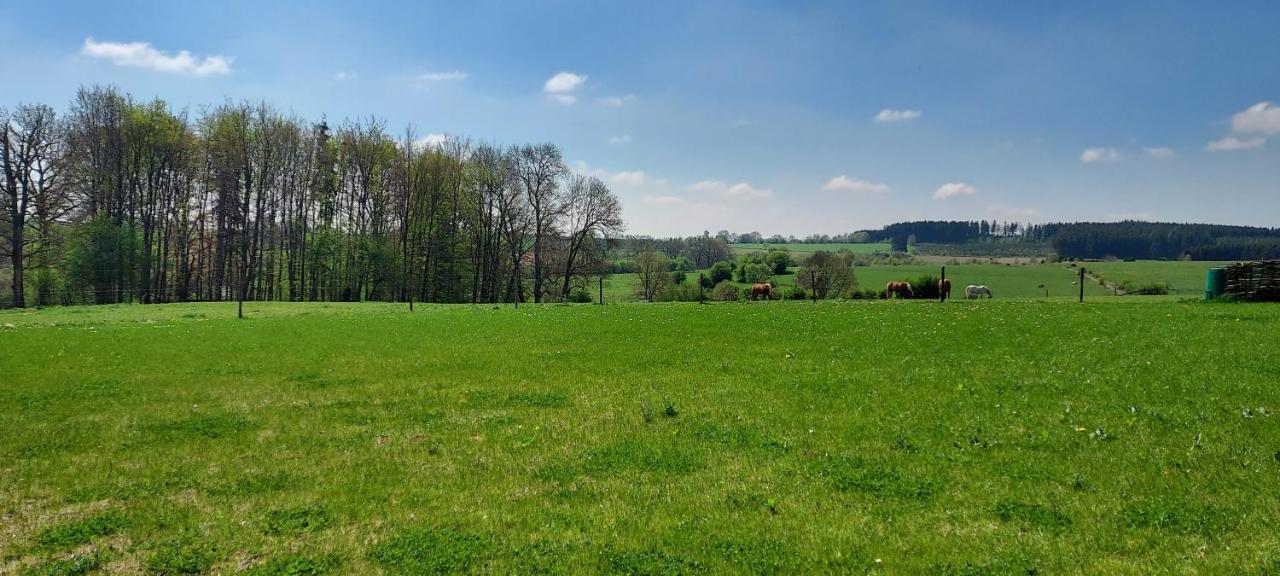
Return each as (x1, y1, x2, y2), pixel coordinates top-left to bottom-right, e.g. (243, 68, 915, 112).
(860, 219, 1280, 260)
(0, 86, 624, 309)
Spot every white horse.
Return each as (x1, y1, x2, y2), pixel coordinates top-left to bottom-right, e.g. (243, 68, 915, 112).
(965, 285, 992, 299)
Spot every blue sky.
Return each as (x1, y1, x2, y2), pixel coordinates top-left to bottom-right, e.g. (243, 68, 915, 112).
(1, 1, 1277, 237)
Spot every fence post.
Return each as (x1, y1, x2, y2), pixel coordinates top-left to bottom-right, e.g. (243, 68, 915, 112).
(699, 273, 705, 303)
(1078, 267, 1085, 303)
(599, 276, 604, 305)
(940, 265, 947, 302)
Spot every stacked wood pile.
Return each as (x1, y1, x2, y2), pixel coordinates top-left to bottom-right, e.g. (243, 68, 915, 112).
(1223, 260, 1280, 302)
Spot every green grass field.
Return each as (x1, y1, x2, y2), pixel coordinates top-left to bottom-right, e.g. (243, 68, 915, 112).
(605, 262, 1114, 302)
(1083, 261, 1229, 295)
(3, 300, 1280, 574)
(731, 243, 892, 257)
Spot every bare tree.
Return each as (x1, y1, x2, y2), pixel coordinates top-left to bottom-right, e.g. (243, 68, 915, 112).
(558, 175, 623, 299)
(795, 250, 855, 300)
(633, 243, 670, 301)
(1, 104, 65, 308)
(510, 143, 566, 303)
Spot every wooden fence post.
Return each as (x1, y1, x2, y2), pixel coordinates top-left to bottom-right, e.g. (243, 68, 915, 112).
(599, 276, 604, 305)
(940, 265, 947, 302)
(1078, 267, 1085, 303)
(699, 274, 705, 303)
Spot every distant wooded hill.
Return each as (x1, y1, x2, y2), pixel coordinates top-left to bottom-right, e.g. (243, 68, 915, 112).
(858, 220, 1280, 260)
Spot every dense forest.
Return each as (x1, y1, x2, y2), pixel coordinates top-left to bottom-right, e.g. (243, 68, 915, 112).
(856, 220, 1280, 260)
(1, 86, 624, 309)
(1046, 222, 1280, 260)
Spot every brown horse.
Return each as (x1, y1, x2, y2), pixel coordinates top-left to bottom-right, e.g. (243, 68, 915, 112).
(885, 281, 914, 299)
(750, 283, 774, 300)
(940, 278, 952, 300)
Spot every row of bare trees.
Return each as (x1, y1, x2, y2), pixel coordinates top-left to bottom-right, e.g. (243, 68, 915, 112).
(0, 86, 624, 308)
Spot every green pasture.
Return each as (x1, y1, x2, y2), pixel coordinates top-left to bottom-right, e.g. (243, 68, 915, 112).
(730, 243, 892, 257)
(3, 300, 1280, 574)
(1083, 260, 1228, 295)
(604, 262, 1114, 302)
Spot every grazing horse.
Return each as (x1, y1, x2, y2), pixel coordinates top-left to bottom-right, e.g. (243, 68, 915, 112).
(965, 285, 992, 299)
(940, 278, 952, 300)
(750, 283, 774, 300)
(885, 281, 914, 299)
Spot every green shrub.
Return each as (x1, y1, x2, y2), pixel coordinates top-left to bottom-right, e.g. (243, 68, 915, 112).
(766, 250, 791, 274)
(712, 281, 739, 301)
(785, 286, 808, 300)
(566, 289, 593, 303)
(910, 275, 941, 299)
(708, 261, 734, 285)
(737, 262, 772, 284)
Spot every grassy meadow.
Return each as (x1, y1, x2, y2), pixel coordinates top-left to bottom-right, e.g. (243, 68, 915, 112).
(3, 300, 1280, 574)
(605, 261, 1121, 302)
(731, 243, 892, 257)
(1082, 261, 1230, 295)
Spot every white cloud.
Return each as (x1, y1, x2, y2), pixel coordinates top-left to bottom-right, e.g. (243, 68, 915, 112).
(600, 94, 637, 107)
(1080, 147, 1121, 163)
(822, 175, 890, 193)
(571, 161, 651, 188)
(332, 71, 357, 81)
(873, 109, 922, 124)
(607, 134, 631, 145)
(544, 72, 587, 105)
(417, 70, 467, 81)
(81, 37, 232, 76)
(1230, 101, 1280, 136)
(609, 170, 648, 187)
(414, 133, 448, 150)
(1206, 136, 1265, 151)
(643, 195, 684, 206)
(689, 180, 772, 199)
(1144, 147, 1175, 159)
(933, 182, 977, 200)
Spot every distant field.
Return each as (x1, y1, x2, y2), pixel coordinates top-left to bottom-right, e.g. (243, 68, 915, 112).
(731, 242, 891, 256)
(605, 262, 1113, 301)
(1083, 260, 1230, 295)
(3, 301, 1280, 573)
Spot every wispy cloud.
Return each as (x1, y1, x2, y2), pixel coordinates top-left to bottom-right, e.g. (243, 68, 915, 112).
(689, 180, 772, 199)
(332, 70, 357, 81)
(600, 94, 637, 107)
(544, 71, 587, 105)
(414, 133, 448, 150)
(822, 175, 890, 193)
(643, 195, 684, 206)
(1206, 136, 1265, 151)
(417, 70, 467, 81)
(572, 160, 651, 188)
(873, 109, 921, 124)
(607, 134, 631, 145)
(933, 182, 977, 200)
(1144, 147, 1175, 159)
(1081, 147, 1120, 163)
(81, 37, 232, 76)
